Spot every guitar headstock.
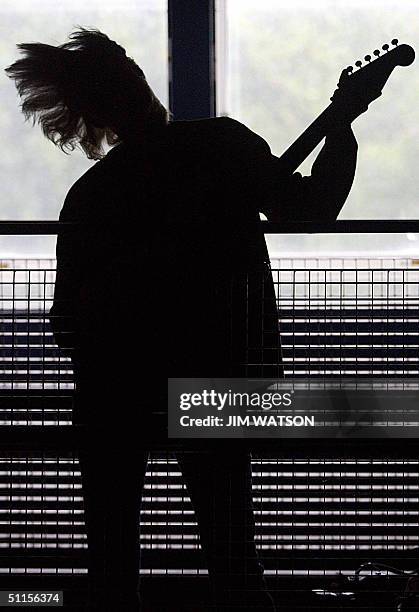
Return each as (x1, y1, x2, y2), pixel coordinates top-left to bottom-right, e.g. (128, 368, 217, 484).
(331, 40, 415, 107)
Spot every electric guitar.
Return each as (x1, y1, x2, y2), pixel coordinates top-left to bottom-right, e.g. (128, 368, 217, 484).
(276, 40, 415, 175)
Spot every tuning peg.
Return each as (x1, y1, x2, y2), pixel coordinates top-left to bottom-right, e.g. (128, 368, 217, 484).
(382, 43, 390, 52)
(346, 66, 353, 74)
(373, 49, 380, 57)
(355, 60, 362, 68)
(364, 54, 371, 62)
(391, 38, 399, 46)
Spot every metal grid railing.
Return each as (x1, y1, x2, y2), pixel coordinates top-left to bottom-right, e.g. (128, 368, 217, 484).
(271, 264, 419, 377)
(1, 257, 418, 410)
(0, 222, 418, 608)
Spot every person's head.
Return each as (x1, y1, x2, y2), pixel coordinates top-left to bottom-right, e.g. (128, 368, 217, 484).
(5, 27, 169, 160)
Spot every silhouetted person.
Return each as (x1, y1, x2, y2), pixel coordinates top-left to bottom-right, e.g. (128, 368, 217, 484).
(6, 28, 360, 612)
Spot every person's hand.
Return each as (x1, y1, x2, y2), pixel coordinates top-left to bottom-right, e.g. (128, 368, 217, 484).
(330, 69, 375, 126)
(330, 92, 370, 126)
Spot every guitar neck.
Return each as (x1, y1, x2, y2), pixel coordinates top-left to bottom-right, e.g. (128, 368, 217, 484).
(275, 42, 415, 175)
(276, 103, 337, 175)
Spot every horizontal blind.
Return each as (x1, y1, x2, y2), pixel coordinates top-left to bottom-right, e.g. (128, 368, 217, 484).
(0, 455, 417, 576)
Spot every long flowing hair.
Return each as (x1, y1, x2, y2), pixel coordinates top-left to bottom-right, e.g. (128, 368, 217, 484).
(5, 27, 168, 160)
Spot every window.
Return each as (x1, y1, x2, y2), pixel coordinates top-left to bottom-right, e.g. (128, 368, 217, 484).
(217, 0, 419, 255)
(0, 0, 167, 255)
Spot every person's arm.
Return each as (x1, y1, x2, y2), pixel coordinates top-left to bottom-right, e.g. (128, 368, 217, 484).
(264, 91, 371, 223)
(49, 240, 77, 352)
(49, 200, 82, 356)
(265, 124, 358, 222)
(219, 116, 359, 223)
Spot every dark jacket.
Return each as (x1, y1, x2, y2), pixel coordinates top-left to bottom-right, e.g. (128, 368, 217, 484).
(49, 117, 356, 424)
